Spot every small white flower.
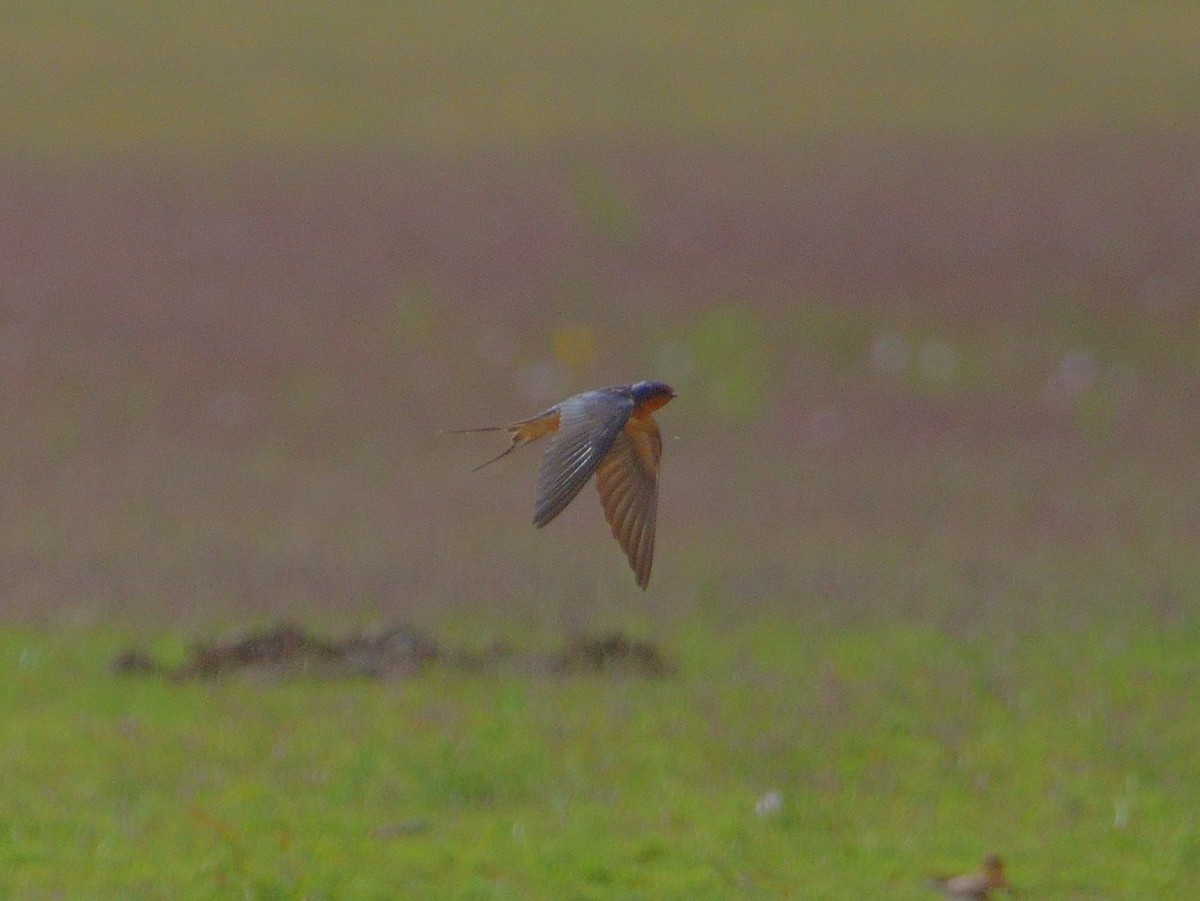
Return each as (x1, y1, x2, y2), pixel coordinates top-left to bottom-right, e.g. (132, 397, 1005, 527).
(754, 790, 783, 818)
(1043, 348, 1100, 408)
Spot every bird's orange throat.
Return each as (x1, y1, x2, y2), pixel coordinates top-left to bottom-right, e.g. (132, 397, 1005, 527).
(632, 394, 673, 417)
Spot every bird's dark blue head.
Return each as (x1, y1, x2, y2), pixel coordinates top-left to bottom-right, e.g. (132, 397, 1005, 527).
(628, 380, 676, 413)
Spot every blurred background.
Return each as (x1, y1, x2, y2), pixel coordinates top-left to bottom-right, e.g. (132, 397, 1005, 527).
(3, 2, 1199, 637)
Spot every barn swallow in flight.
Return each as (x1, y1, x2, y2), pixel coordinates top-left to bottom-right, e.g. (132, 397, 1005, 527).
(453, 381, 676, 589)
(926, 855, 1015, 900)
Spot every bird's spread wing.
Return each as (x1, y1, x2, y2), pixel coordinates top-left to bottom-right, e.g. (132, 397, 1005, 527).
(594, 415, 662, 589)
(533, 390, 633, 528)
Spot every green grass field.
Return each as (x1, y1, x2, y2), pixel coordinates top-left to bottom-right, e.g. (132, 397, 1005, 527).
(4, 2, 1200, 898)
(5, 620, 1200, 899)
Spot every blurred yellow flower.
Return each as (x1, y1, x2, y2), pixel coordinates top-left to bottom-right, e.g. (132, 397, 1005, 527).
(552, 323, 598, 375)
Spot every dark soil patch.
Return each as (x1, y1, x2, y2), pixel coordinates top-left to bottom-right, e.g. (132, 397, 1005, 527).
(111, 622, 672, 681)
(551, 632, 673, 677)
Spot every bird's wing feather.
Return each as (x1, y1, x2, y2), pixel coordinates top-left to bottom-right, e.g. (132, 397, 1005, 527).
(533, 391, 633, 528)
(594, 415, 662, 589)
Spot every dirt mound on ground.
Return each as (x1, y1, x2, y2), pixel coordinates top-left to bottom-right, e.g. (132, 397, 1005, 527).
(112, 623, 671, 681)
(551, 632, 672, 677)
